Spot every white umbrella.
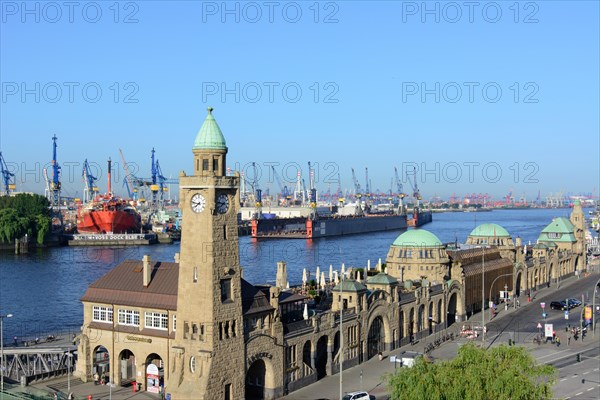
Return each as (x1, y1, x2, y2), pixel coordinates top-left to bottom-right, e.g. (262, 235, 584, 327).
(377, 258, 382, 271)
(356, 270, 361, 282)
(316, 266, 321, 285)
(321, 272, 326, 290)
(334, 271, 339, 285)
(302, 268, 307, 285)
(286, 281, 290, 289)
(329, 264, 333, 283)
(303, 303, 309, 320)
(367, 259, 371, 270)
(341, 263, 345, 276)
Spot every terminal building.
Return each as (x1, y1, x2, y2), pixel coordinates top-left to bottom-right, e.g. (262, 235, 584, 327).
(75, 108, 587, 399)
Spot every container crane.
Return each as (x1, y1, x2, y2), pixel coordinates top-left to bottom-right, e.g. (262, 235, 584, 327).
(364, 167, 370, 200)
(119, 148, 138, 200)
(82, 159, 99, 202)
(0, 151, 16, 195)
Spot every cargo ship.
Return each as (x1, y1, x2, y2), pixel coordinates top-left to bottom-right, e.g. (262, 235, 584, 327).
(76, 158, 142, 234)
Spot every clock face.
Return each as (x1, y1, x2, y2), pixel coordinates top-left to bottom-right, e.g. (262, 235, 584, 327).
(191, 193, 206, 213)
(216, 194, 229, 214)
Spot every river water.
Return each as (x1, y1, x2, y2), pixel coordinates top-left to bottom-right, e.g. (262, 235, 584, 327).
(0, 208, 577, 340)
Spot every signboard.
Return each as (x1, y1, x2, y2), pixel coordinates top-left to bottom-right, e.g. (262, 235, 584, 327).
(146, 363, 161, 394)
(390, 356, 396, 363)
(564, 311, 569, 320)
(584, 306, 592, 321)
(540, 302, 546, 309)
(544, 323, 553, 338)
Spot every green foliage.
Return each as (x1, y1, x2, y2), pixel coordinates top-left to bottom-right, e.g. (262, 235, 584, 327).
(0, 194, 51, 244)
(387, 343, 556, 400)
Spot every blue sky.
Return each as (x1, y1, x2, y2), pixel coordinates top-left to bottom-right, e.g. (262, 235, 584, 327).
(1, 0, 598, 201)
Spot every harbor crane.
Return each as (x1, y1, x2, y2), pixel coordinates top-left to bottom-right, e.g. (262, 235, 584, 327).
(394, 167, 406, 214)
(351, 168, 362, 199)
(49, 135, 62, 210)
(406, 166, 421, 207)
(149, 148, 178, 208)
(0, 151, 16, 195)
(271, 166, 291, 204)
(365, 167, 371, 199)
(82, 159, 99, 202)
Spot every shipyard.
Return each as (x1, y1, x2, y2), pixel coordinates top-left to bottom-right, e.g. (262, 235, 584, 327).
(1, 2, 599, 400)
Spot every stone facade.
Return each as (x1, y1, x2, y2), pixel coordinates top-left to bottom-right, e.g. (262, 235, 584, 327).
(76, 109, 588, 399)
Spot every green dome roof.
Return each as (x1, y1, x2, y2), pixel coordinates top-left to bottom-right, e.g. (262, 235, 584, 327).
(392, 229, 442, 247)
(469, 223, 510, 238)
(193, 107, 227, 150)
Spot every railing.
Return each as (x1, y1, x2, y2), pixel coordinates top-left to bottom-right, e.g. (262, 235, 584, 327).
(302, 362, 314, 377)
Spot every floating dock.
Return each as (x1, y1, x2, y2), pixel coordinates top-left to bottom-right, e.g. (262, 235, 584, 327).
(64, 233, 157, 246)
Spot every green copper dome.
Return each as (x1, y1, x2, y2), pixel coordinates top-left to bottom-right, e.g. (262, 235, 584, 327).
(392, 229, 443, 247)
(469, 223, 510, 238)
(193, 107, 227, 150)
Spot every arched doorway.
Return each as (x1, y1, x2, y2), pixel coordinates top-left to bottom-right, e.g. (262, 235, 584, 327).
(447, 293, 457, 327)
(417, 304, 425, 332)
(428, 302, 434, 334)
(302, 341, 311, 374)
(399, 310, 404, 340)
(367, 316, 385, 359)
(574, 256, 581, 273)
(315, 336, 328, 379)
(118, 349, 136, 385)
(93, 346, 110, 381)
(333, 332, 340, 362)
(408, 308, 415, 342)
(246, 359, 267, 400)
(515, 272, 522, 297)
(144, 353, 163, 393)
(437, 299, 443, 327)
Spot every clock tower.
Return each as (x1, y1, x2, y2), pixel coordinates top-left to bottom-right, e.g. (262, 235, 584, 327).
(170, 107, 244, 399)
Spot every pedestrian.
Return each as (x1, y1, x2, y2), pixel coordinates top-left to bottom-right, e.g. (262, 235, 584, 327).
(13, 336, 17, 346)
(556, 336, 560, 347)
(516, 299, 520, 308)
(568, 335, 571, 345)
(93, 372, 99, 385)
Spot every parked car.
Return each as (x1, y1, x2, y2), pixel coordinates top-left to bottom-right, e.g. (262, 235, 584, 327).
(550, 301, 568, 310)
(342, 392, 371, 400)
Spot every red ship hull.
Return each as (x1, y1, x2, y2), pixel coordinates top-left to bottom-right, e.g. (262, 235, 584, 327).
(77, 209, 141, 234)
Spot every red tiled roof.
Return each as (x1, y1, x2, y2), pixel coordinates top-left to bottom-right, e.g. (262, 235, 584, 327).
(81, 260, 179, 310)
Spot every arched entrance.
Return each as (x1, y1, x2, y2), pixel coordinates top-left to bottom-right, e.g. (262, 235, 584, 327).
(367, 316, 385, 359)
(315, 335, 328, 379)
(246, 359, 267, 400)
(118, 349, 136, 385)
(333, 332, 340, 361)
(428, 302, 434, 334)
(302, 341, 311, 373)
(574, 256, 581, 273)
(399, 310, 404, 340)
(144, 353, 163, 393)
(515, 272, 522, 297)
(408, 308, 415, 342)
(93, 346, 110, 380)
(437, 299, 443, 327)
(447, 293, 457, 327)
(417, 305, 424, 332)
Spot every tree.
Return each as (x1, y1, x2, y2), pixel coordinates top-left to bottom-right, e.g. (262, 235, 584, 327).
(387, 343, 556, 400)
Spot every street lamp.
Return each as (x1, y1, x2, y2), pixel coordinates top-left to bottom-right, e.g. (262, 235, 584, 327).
(489, 273, 514, 319)
(65, 351, 73, 396)
(1, 313, 14, 399)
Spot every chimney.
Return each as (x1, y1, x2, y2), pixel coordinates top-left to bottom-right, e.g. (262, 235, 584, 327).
(276, 261, 287, 290)
(143, 255, 152, 287)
